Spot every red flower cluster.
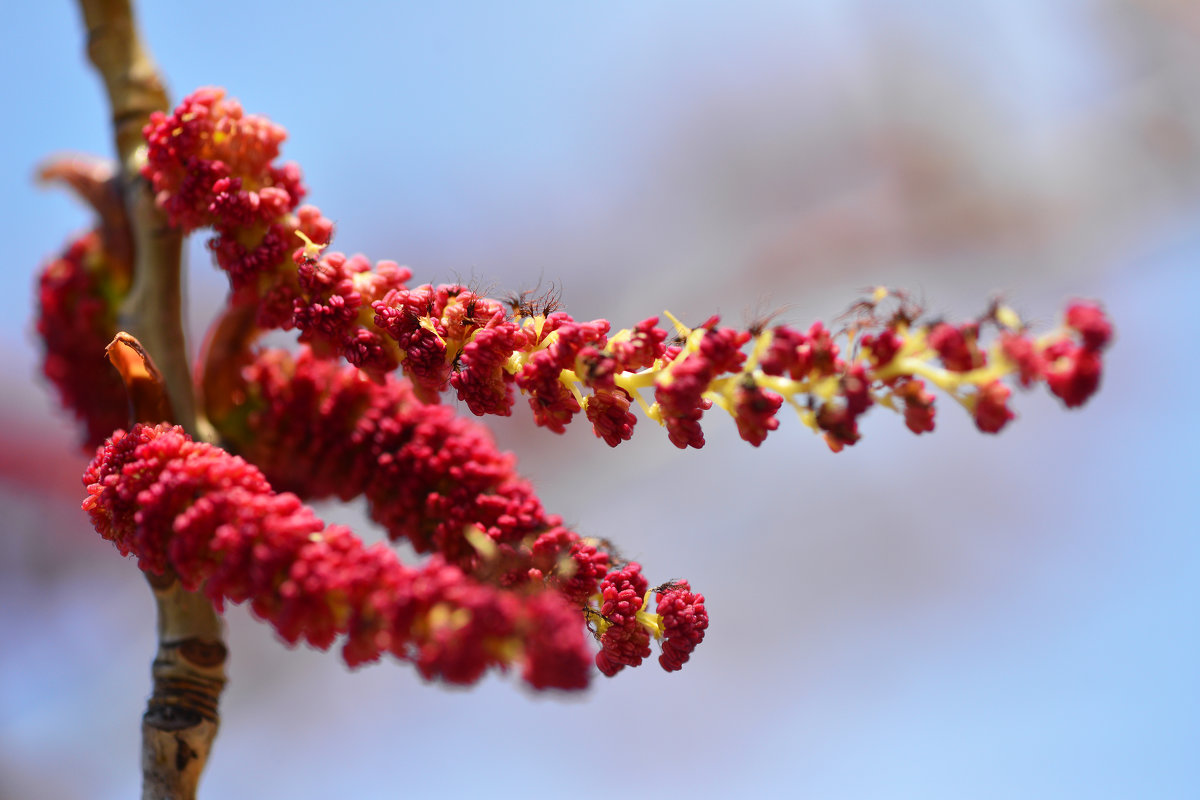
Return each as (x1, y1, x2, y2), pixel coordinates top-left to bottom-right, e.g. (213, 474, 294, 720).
(589, 569, 708, 677)
(35, 158, 134, 450)
(82, 420, 705, 687)
(142, 87, 303, 235)
(36, 230, 130, 449)
(37, 114, 711, 690)
(33, 84, 1119, 696)
(208, 346, 708, 679)
(655, 581, 708, 672)
(82, 422, 593, 687)
(141, 88, 1113, 453)
(1007, 303, 1112, 409)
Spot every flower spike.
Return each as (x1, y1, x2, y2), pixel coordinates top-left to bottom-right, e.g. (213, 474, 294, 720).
(203, 346, 708, 677)
(36, 230, 131, 449)
(142, 89, 1112, 453)
(82, 423, 594, 689)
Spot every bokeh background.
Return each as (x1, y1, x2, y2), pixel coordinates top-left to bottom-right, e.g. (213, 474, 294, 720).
(3, 1, 1198, 798)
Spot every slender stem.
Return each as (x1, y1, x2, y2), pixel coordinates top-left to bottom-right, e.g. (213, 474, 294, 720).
(197, 302, 260, 428)
(77, 3, 227, 798)
(105, 332, 230, 800)
(78, 0, 196, 431)
(140, 573, 228, 800)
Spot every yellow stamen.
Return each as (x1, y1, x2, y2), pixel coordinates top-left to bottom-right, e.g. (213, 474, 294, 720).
(662, 309, 691, 339)
(417, 316, 446, 346)
(294, 230, 328, 261)
(636, 591, 665, 639)
(463, 525, 497, 561)
(995, 304, 1022, 331)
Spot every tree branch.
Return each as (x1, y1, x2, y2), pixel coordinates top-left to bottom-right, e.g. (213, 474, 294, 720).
(78, 0, 196, 431)
(106, 334, 228, 800)
(140, 573, 228, 800)
(78, 2, 227, 797)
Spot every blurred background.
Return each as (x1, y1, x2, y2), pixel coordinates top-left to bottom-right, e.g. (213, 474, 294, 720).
(2, 1, 1198, 797)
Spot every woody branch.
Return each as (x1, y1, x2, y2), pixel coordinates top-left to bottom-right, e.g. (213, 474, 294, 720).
(76, 2, 225, 798)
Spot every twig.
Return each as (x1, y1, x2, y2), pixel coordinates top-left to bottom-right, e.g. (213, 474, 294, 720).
(106, 334, 228, 800)
(78, 0, 196, 431)
(78, 2, 227, 797)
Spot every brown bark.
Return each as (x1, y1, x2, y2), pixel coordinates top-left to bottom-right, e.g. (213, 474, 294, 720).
(78, 0, 196, 431)
(104, 333, 229, 800)
(77, 2, 228, 798)
(140, 577, 227, 800)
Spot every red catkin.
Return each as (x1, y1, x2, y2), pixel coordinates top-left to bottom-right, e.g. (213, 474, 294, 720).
(82, 423, 593, 689)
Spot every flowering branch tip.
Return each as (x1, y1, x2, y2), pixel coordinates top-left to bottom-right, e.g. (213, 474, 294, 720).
(34, 83, 1115, 714)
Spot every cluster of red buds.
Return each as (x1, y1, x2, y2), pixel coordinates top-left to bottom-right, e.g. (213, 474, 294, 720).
(36, 228, 130, 448)
(35, 158, 132, 449)
(37, 90, 710, 689)
(36, 85, 1113, 692)
(139, 88, 1114, 453)
(82, 420, 702, 687)
(208, 345, 708, 678)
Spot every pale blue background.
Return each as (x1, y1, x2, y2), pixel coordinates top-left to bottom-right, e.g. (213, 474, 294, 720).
(2, 2, 1197, 798)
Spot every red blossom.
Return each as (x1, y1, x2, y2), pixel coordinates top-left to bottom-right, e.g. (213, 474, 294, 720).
(212, 346, 699, 678)
(1000, 333, 1045, 387)
(929, 322, 984, 372)
(760, 321, 841, 380)
(207, 222, 292, 290)
(29, 83, 1126, 715)
(513, 317, 611, 433)
(134, 89, 1115, 454)
(530, 530, 611, 606)
(732, 379, 783, 447)
(973, 380, 1014, 433)
(222, 348, 548, 567)
(759, 324, 810, 378)
(594, 563, 653, 677)
(586, 387, 638, 446)
(655, 582, 708, 672)
(82, 423, 592, 689)
(293, 253, 365, 340)
(816, 404, 862, 451)
(655, 357, 713, 449)
(451, 320, 528, 416)
(516, 350, 583, 433)
(609, 317, 668, 371)
(654, 324, 748, 449)
(1045, 346, 1104, 409)
(842, 363, 874, 415)
(862, 328, 902, 367)
(894, 378, 937, 435)
(574, 346, 617, 392)
(1041, 302, 1110, 408)
(1065, 302, 1113, 351)
(36, 230, 130, 450)
(142, 87, 303, 232)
